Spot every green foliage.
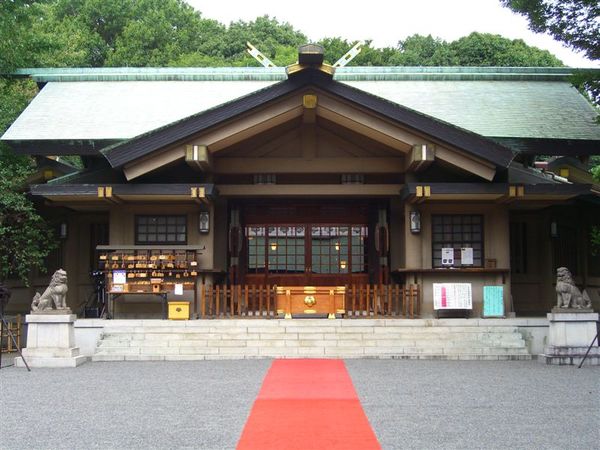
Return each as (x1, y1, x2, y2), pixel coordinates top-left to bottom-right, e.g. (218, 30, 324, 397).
(319, 33, 562, 67)
(0, 0, 41, 71)
(1, 1, 567, 69)
(570, 70, 600, 118)
(450, 32, 563, 66)
(502, 0, 599, 61)
(395, 35, 458, 66)
(502, 1, 599, 117)
(0, 145, 58, 284)
(224, 16, 306, 61)
(591, 165, 600, 182)
(0, 78, 57, 284)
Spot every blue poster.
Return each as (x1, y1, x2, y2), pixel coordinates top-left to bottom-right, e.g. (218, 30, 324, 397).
(483, 286, 504, 317)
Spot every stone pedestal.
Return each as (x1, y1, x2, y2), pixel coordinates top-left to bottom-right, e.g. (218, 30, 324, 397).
(15, 314, 87, 368)
(539, 311, 599, 366)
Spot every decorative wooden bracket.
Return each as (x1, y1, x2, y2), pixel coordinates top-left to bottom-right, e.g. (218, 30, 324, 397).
(415, 185, 431, 204)
(185, 145, 212, 172)
(97, 186, 122, 204)
(190, 186, 209, 205)
(406, 144, 435, 172)
(498, 185, 525, 203)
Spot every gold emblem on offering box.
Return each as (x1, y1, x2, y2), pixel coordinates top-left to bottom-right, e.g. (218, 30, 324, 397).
(304, 295, 316, 307)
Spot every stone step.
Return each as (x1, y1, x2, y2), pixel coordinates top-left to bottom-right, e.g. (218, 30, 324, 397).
(100, 324, 522, 333)
(93, 322, 531, 361)
(97, 337, 525, 348)
(92, 351, 531, 362)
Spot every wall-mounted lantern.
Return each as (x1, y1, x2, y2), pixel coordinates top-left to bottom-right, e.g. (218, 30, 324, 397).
(199, 211, 210, 234)
(59, 222, 68, 239)
(410, 210, 421, 234)
(550, 220, 558, 238)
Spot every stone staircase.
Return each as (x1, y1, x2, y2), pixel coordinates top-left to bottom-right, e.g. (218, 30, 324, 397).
(92, 319, 532, 361)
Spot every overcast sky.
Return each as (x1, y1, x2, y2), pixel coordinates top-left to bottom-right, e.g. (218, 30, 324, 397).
(186, 0, 597, 68)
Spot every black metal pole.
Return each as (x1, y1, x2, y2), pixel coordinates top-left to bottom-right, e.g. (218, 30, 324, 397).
(578, 331, 599, 369)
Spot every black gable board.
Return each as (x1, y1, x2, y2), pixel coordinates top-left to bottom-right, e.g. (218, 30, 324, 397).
(103, 67, 513, 169)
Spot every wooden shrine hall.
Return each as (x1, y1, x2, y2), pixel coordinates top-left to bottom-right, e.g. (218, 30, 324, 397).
(2, 45, 600, 320)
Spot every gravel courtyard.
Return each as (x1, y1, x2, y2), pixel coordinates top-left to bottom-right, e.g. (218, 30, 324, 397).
(0, 359, 598, 449)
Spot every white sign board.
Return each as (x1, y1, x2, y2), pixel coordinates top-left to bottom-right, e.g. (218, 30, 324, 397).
(441, 248, 454, 266)
(433, 283, 473, 310)
(112, 270, 127, 285)
(461, 247, 473, 265)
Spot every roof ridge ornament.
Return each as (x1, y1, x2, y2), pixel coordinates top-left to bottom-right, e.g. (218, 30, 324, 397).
(245, 42, 276, 68)
(333, 41, 364, 67)
(286, 43, 335, 78)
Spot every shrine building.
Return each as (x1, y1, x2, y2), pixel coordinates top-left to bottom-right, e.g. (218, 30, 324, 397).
(2, 45, 600, 322)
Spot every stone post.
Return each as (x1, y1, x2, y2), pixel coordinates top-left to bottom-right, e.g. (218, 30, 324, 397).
(15, 314, 87, 368)
(539, 310, 599, 366)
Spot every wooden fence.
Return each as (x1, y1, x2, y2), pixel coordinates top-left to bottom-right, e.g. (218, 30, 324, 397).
(198, 284, 420, 319)
(1, 315, 23, 353)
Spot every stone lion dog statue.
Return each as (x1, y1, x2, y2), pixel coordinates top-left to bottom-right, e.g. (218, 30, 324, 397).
(31, 269, 69, 312)
(555, 267, 591, 309)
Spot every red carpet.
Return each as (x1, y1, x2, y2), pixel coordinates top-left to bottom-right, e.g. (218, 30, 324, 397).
(237, 359, 381, 449)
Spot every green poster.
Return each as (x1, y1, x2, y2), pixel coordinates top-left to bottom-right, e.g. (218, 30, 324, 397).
(483, 286, 504, 317)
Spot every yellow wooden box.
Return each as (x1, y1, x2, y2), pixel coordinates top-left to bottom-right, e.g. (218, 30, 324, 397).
(168, 301, 190, 320)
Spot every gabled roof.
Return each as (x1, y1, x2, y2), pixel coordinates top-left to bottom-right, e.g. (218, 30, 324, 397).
(102, 68, 514, 169)
(3, 67, 598, 154)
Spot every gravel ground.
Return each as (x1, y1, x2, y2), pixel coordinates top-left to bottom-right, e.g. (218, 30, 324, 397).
(1, 359, 598, 450)
(346, 360, 600, 450)
(0, 361, 270, 450)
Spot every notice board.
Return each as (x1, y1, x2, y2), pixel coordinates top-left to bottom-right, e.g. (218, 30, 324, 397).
(483, 286, 504, 317)
(433, 283, 472, 310)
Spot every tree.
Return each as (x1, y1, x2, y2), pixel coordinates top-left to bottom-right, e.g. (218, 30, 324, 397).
(450, 32, 563, 66)
(501, 1, 599, 174)
(394, 35, 458, 66)
(0, 80, 56, 284)
(501, 0, 599, 60)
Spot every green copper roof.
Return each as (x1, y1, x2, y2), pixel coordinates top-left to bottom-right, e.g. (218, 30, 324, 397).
(12, 66, 592, 82)
(2, 67, 599, 144)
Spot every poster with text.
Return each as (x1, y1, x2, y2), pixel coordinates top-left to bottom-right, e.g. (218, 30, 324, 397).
(433, 283, 472, 310)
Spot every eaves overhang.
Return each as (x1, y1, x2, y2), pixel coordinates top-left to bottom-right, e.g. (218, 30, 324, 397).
(401, 182, 593, 203)
(31, 183, 217, 201)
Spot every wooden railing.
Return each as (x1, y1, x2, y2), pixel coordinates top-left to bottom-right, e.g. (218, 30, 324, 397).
(199, 284, 276, 318)
(1, 315, 23, 353)
(346, 284, 421, 319)
(198, 284, 420, 319)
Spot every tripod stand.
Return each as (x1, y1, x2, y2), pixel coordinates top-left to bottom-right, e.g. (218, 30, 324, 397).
(0, 285, 30, 371)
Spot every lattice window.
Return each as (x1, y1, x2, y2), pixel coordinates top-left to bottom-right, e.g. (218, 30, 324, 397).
(245, 224, 368, 274)
(432, 215, 483, 267)
(135, 215, 187, 245)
